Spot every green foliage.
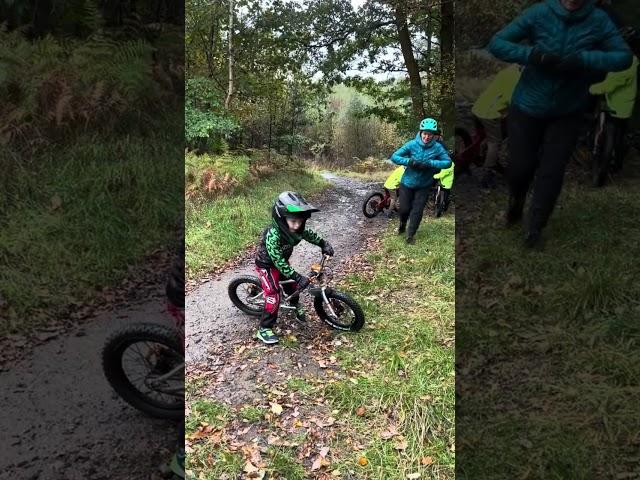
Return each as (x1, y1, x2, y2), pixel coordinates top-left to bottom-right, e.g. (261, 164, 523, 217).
(0, 22, 182, 146)
(185, 77, 239, 151)
(0, 120, 183, 335)
(185, 158, 329, 278)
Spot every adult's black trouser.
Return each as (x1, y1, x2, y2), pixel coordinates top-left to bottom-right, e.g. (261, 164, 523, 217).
(399, 183, 431, 238)
(507, 105, 583, 232)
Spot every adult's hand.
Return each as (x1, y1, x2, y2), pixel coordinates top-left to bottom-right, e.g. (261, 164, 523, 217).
(556, 54, 583, 73)
(408, 159, 428, 171)
(529, 48, 562, 70)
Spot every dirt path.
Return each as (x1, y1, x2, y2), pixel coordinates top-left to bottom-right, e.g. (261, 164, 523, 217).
(0, 296, 179, 480)
(185, 173, 390, 402)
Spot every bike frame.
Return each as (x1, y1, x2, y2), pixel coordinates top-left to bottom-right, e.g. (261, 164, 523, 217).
(246, 255, 341, 320)
(144, 302, 185, 396)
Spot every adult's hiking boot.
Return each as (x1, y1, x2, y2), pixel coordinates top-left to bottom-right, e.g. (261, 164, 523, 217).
(505, 195, 525, 227)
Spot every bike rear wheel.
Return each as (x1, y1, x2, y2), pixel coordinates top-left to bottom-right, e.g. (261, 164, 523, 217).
(102, 323, 184, 420)
(434, 186, 446, 218)
(314, 290, 365, 332)
(362, 191, 385, 218)
(228, 276, 264, 316)
(592, 121, 615, 187)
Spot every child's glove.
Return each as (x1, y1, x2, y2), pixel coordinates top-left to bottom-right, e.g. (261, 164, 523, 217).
(321, 241, 334, 257)
(294, 273, 311, 290)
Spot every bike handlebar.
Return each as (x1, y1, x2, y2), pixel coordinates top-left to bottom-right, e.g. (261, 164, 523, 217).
(283, 255, 332, 302)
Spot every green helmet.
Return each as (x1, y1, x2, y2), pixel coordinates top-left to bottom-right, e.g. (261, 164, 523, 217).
(419, 118, 438, 133)
(272, 191, 320, 245)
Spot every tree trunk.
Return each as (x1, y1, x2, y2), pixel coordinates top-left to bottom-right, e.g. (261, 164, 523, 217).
(267, 98, 273, 160)
(224, 0, 234, 110)
(394, 4, 425, 123)
(440, 0, 455, 137)
(31, 0, 53, 37)
(425, 15, 433, 114)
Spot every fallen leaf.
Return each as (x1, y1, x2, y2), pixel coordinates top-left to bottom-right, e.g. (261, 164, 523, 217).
(320, 447, 330, 457)
(394, 438, 408, 450)
(381, 426, 400, 439)
(407, 473, 421, 479)
(312, 457, 323, 471)
(358, 456, 368, 466)
(243, 461, 259, 473)
(355, 407, 366, 416)
(270, 402, 283, 415)
(421, 456, 433, 466)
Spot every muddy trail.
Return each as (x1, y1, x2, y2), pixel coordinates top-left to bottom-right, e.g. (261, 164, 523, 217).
(0, 297, 180, 480)
(185, 174, 391, 405)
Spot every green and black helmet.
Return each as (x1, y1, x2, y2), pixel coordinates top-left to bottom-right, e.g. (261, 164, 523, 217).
(272, 191, 320, 244)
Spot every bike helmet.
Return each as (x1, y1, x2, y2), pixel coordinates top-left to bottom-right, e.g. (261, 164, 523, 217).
(272, 191, 320, 245)
(419, 118, 438, 133)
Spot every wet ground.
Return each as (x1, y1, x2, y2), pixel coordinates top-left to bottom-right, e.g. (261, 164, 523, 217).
(0, 296, 179, 480)
(185, 174, 391, 403)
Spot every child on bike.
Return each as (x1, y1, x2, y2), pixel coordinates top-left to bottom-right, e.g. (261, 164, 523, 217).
(471, 64, 522, 188)
(589, 26, 639, 172)
(383, 165, 405, 213)
(254, 191, 334, 344)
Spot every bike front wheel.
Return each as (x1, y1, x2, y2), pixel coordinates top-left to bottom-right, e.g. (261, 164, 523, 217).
(228, 276, 264, 316)
(314, 289, 365, 332)
(102, 323, 184, 420)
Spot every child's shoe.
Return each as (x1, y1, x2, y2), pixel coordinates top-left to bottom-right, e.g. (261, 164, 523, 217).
(257, 328, 279, 344)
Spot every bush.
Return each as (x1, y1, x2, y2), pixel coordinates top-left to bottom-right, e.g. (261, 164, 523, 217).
(185, 77, 239, 152)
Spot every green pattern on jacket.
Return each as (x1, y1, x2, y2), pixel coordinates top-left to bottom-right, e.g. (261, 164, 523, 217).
(264, 227, 325, 279)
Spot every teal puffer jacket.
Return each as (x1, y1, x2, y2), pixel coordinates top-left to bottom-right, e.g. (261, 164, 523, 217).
(489, 0, 632, 117)
(391, 134, 452, 189)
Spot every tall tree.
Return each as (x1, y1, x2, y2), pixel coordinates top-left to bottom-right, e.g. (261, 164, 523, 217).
(394, 1, 425, 122)
(439, 0, 454, 135)
(225, 0, 234, 109)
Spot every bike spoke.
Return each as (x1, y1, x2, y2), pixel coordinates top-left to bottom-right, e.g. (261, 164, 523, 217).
(120, 340, 183, 408)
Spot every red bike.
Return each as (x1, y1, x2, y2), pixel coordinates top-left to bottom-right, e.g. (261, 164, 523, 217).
(362, 187, 399, 218)
(455, 102, 508, 174)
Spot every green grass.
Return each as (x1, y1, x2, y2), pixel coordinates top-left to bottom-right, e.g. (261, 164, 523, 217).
(266, 447, 306, 479)
(324, 216, 455, 479)
(185, 399, 231, 434)
(0, 127, 182, 336)
(239, 405, 265, 423)
(457, 155, 640, 479)
(186, 168, 329, 279)
(286, 377, 315, 395)
(186, 444, 244, 480)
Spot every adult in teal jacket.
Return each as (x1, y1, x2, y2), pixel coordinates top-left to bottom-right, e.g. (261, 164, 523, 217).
(488, 0, 632, 249)
(390, 117, 452, 244)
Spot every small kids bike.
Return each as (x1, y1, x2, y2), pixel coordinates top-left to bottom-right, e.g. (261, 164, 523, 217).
(228, 255, 365, 332)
